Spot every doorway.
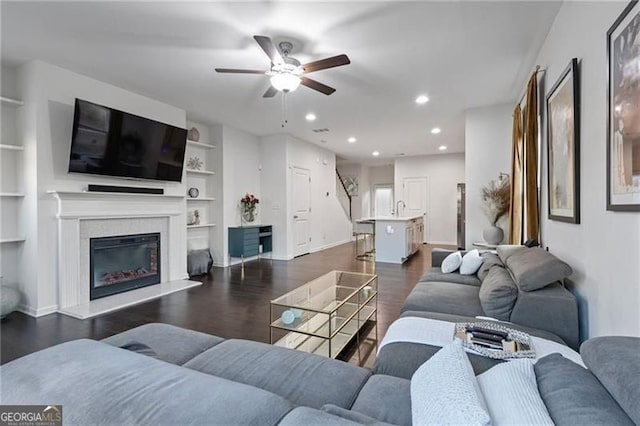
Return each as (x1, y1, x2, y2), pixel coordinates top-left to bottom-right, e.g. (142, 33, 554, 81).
(403, 176, 429, 243)
(291, 167, 311, 257)
(373, 184, 394, 217)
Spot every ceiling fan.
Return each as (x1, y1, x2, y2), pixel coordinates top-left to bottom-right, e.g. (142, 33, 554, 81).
(215, 35, 351, 98)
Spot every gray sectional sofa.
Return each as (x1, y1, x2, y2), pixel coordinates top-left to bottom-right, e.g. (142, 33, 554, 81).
(2, 247, 637, 425)
(2, 322, 639, 425)
(402, 246, 580, 349)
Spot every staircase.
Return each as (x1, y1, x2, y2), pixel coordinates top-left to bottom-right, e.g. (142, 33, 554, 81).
(335, 168, 352, 221)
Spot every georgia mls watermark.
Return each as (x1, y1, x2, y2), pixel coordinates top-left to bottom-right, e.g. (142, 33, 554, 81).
(0, 405, 62, 426)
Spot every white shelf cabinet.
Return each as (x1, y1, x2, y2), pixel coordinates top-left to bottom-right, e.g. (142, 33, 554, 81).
(184, 122, 219, 270)
(1, 94, 25, 290)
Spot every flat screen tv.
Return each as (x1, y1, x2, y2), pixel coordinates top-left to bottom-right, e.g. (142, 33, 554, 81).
(68, 99, 187, 182)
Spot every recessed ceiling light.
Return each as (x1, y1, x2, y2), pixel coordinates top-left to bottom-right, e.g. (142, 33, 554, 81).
(431, 127, 441, 134)
(438, 145, 447, 151)
(305, 113, 317, 121)
(415, 95, 429, 104)
(372, 151, 380, 156)
(348, 137, 357, 143)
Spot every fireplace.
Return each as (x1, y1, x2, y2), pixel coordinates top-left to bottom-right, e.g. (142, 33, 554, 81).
(90, 233, 161, 300)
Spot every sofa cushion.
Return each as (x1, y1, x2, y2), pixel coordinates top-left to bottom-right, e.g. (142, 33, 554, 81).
(534, 353, 634, 426)
(322, 404, 396, 425)
(506, 247, 572, 291)
(279, 407, 370, 425)
(581, 337, 640, 425)
(351, 374, 412, 426)
(418, 267, 481, 287)
(459, 249, 483, 275)
(102, 323, 224, 365)
(402, 281, 484, 317)
(183, 339, 370, 409)
(0, 339, 294, 426)
(509, 282, 579, 350)
(496, 245, 526, 263)
(478, 266, 518, 321)
(477, 253, 504, 282)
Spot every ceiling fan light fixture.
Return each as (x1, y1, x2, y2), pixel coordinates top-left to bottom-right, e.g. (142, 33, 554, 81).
(270, 73, 301, 92)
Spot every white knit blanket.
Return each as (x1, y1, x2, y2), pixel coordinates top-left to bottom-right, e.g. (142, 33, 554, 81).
(378, 316, 585, 367)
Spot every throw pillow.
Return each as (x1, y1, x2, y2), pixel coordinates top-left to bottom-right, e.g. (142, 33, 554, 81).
(441, 251, 463, 273)
(506, 247, 572, 291)
(478, 266, 518, 321)
(534, 354, 635, 426)
(411, 341, 490, 426)
(496, 245, 526, 263)
(477, 359, 553, 426)
(459, 249, 483, 275)
(477, 253, 504, 282)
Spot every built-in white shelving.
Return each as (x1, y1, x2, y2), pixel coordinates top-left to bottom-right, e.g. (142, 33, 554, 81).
(0, 96, 24, 107)
(186, 169, 216, 176)
(187, 223, 217, 229)
(187, 197, 216, 202)
(0, 94, 24, 291)
(0, 237, 26, 244)
(0, 144, 24, 151)
(184, 122, 219, 269)
(187, 140, 216, 149)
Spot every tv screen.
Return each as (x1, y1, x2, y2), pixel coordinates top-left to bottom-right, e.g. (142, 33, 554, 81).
(69, 99, 187, 182)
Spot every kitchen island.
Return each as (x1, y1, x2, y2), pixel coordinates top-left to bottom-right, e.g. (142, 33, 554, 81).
(356, 215, 424, 264)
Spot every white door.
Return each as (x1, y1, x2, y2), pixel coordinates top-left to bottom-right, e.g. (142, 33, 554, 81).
(373, 184, 394, 216)
(403, 177, 428, 243)
(292, 167, 311, 257)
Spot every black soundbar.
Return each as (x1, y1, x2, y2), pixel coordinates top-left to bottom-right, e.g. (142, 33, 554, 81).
(87, 184, 164, 195)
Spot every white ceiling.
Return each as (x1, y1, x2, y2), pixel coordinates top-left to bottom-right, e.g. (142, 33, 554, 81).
(1, 1, 561, 163)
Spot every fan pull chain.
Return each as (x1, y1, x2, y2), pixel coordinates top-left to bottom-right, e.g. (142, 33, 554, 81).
(281, 93, 289, 128)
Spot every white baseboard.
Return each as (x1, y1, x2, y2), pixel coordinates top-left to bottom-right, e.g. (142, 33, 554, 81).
(17, 303, 58, 318)
(428, 241, 457, 247)
(310, 238, 352, 253)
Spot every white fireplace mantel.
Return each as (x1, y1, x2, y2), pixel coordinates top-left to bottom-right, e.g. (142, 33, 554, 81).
(48, 190, 196, 319)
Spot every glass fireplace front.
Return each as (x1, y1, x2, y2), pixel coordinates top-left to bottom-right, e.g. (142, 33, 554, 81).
(89, 232, 160, 300)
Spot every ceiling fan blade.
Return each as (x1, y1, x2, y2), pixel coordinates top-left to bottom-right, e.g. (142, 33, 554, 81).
(302, 54, 351, 74)
(301, 77, 336, 95)
(215, 68, 266, 74)
(263, 86, 278, 98)
(253, 35, 284, 65)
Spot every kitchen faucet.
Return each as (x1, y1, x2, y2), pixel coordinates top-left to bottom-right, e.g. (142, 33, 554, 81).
(395, 200, 406, 216)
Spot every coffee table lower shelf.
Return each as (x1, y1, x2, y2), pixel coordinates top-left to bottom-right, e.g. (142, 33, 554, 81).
(272, 306, 376, 358)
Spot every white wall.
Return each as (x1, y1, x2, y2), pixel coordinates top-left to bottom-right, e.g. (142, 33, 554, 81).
(15, 60, 188, 315)
(464, 103, 513, 248)
(287, 136, 353, 256)
(259, 134, 288, 259)
(534, 1, 640, 339)
(221, 125, 261, 265)
(394, 153, 465, 245)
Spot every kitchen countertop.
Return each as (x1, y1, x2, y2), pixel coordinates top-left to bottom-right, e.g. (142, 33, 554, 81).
(358, 214, 424, 222)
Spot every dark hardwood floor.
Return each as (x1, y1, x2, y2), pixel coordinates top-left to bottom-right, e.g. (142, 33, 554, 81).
(1, 242, 449, 367)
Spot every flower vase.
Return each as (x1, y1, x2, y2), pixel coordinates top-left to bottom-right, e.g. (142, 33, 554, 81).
(242, 207, 256, 223)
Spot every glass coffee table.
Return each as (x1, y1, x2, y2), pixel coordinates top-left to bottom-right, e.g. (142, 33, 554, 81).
(270, 270, 377, 359)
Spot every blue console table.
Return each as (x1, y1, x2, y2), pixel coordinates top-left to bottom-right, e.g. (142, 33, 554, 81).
(228, 225, 273, 265)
